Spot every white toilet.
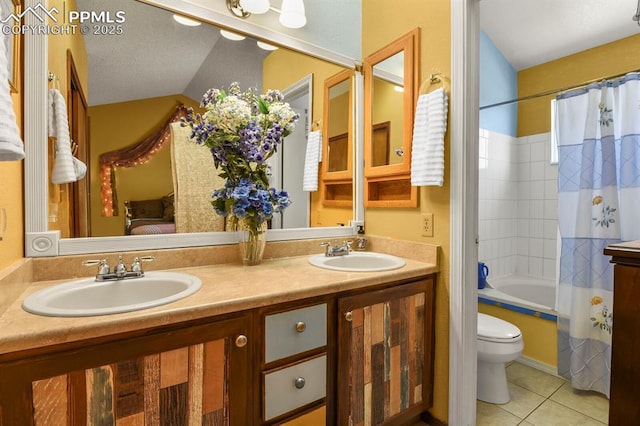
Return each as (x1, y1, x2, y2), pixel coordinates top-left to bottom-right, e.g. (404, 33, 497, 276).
(477, 313, 524, 404)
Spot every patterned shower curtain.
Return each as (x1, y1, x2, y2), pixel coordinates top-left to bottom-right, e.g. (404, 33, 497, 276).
(556, 72, 640, 397)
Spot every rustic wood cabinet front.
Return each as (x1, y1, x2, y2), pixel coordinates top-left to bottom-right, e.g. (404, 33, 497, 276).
(0, 315, 251, 426)
(337, 278, 435, 425)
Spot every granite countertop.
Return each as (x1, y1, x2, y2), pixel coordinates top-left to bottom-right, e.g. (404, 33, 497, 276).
(0, 253, 437, 357)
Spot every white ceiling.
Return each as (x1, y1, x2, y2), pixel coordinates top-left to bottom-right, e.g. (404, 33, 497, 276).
(77, 0, 640, 106)
(76, 0, 268, 106)
(480, 0, 640, 70)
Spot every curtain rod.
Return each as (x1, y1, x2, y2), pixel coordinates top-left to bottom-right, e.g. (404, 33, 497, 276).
(479, 68, 640, 110)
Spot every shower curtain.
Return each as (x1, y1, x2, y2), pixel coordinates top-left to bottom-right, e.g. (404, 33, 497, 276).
(556, 72, 640, 397)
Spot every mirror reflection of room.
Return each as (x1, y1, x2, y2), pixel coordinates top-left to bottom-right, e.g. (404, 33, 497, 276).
(371, 52, 404, 167)
(46, 0, 354, 239)
(326, 77, 350, 173)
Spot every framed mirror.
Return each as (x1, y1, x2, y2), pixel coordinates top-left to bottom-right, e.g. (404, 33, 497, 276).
(363, 28, 419, 207)
(24, 0, 363, 256)
(321, 69, 354, 208)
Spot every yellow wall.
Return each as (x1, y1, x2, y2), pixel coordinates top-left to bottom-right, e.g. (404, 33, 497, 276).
(363, 0, 451, 422)
(479, 303, 557, 367)
(263, 49, 352, 227)
(372, 78, 404, 165)
(327, 91, 349, 138)
(88, 94, 200, 237)
(0, 58, 24, 269)
(46, 0, 88, 238)
(518, 34, 640, 137)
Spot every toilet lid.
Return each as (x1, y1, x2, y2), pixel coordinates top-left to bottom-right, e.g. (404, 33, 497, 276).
(478, 313, 522, 342)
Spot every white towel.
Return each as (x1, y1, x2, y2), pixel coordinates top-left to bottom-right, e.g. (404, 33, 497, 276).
(302, 130, 322, 191)
(49, 88, 87, 183)
(411, 88, 448, 186)
(0, 18, 24, 162)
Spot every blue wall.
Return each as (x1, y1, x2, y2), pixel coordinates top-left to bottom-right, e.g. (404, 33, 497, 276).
(480, 31, 518, 137)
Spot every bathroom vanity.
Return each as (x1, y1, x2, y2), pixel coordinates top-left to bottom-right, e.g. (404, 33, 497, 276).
(0, 244, 437, 425)
(604, 240, 640, 425)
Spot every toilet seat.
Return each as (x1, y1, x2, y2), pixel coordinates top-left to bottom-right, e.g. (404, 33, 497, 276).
(478, 313, 522, 343)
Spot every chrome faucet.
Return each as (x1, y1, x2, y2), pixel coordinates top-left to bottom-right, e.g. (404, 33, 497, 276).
(320, 240, 352, 257)
(83, 254, 155, 281)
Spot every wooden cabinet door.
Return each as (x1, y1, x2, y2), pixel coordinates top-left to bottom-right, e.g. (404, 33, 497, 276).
(609, 263, 640, 425)
(0, 316, 252, 426)
(337, 278, 435, 425)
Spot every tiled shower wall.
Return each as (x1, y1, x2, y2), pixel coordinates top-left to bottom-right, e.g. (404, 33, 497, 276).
(478, 130, 558, 280)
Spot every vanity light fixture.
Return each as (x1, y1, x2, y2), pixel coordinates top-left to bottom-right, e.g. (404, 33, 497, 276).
(172, 14, 201, 26)
(225, 0, 307, 29)
(279, 0, 306, 29)
(220, 29, 246, 41)
(240, 0, 270, 14)
(257, 40, 278, 51)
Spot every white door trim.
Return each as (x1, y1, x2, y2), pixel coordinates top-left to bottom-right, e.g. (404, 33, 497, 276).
(449, 0, 480, 424)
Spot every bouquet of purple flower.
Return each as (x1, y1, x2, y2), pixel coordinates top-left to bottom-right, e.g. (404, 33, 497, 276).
(182, 82, 298, 234)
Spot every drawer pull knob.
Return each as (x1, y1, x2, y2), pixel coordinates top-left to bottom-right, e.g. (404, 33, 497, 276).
(294, 377, 306, 389)
(295, 321, 306, 333)
(344, 311, 353, 322)
(235, 335, 248, 348)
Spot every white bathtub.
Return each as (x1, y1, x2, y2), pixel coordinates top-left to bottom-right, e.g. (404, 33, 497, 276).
(478, 275, 557, 319)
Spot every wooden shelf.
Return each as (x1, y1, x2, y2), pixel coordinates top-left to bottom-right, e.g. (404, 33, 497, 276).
(365, 175, 417, 208)
(323, 181, 353, 207)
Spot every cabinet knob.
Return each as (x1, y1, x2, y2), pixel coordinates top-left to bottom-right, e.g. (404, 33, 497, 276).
(235, 335, 248, 348)
(294, 377, 306, 389)
(344, 311, 353, 322)
(295, 321, 306, 333)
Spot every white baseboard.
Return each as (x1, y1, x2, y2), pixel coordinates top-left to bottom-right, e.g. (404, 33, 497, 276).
(515, 355, 560, 378)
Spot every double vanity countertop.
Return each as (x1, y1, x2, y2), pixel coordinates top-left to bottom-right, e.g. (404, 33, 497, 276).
(0, 237, 438, 357)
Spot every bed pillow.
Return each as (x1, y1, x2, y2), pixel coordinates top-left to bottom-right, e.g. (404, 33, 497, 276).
(128, 199, 164, 219)
(162, 193, 175, 222)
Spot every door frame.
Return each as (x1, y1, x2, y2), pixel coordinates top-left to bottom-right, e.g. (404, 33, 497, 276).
(449, 0, 480, 424)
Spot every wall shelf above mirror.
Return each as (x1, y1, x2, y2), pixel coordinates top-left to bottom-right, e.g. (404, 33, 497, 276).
(23, 0, 363, 256)
(363, 28, 419, 208)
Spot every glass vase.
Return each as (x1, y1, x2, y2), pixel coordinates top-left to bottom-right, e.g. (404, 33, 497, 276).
(228, 217, 267, 266)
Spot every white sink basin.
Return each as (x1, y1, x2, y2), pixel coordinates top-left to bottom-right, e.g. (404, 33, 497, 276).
(22, 271, 202, 317)
(308, 252, 405, 272)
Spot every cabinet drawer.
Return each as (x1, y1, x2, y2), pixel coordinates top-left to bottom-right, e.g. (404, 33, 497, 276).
(265, 303, 327, 362)
(264, 355, 327, 421)
(279, 406, 325, 425)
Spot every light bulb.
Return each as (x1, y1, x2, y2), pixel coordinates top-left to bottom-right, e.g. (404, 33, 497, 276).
(173, 14, 201, 26)
(279, 0, 306, 28)
(220, 29, 246, 41)
(239, 0, 270, 14)
(257, 41, 278, 51)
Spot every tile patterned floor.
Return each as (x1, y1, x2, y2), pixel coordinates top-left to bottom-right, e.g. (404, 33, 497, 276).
(477, 362, 609, 425)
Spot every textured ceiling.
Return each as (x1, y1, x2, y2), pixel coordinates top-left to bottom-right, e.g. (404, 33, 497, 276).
(481, 0, 640, 70)
(76, 0, 268, 106)
(77, 0, 640, 106)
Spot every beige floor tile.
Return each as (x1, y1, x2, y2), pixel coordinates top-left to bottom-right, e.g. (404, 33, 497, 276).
(525, 400, 607, 426)
(499, 383, 546, 419)
(517, 421, 534, 426)
(506, 362, 565, 397)
(549, 381, 609, 424)
(477, 401, 523, 426)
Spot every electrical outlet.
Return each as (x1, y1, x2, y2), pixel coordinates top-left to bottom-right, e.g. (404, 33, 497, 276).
(421, 213, 434, 237)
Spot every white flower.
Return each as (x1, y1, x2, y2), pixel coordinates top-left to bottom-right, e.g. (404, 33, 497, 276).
(206, 96, 252, 133)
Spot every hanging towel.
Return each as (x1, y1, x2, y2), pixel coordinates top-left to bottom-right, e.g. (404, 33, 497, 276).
(302, 130, 322, 191)
(49, 88, 87, 183)
(0, 18, 24, 162)
(411, 88, 448, 186)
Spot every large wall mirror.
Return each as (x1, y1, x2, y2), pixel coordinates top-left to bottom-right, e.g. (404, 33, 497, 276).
(24, 0, 362, 256)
